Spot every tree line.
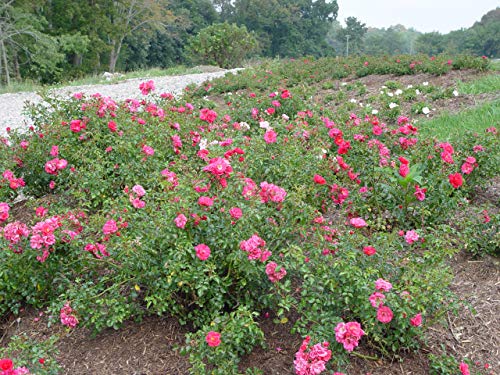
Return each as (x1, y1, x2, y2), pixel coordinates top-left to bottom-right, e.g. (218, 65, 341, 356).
(329, 8, 499, 58)
(0, 1, 497, 86)
(0, 0, 338, 85)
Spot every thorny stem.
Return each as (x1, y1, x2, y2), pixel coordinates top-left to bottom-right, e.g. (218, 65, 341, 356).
(350, 351, 379, 361)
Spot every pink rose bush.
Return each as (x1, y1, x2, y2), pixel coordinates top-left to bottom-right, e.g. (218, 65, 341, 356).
(294, 336, 331, 375)
(60, 302, 78, 328)
(240, 234, 271, 262)
(265, 261, 287, 283)
(335, 322, 365, 352)
(0, 55, 494, 372)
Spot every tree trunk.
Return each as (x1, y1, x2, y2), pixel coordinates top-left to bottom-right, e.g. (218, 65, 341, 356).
(0, 43, 2, 87)
(0, 40, 10, 86)
(14, 53, 20, 79)
(108, 39, 123, 73)
(72, 53, 83, 67)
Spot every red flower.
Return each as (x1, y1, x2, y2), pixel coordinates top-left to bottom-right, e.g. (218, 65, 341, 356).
(460, 362, 470, 375)
(448, 173, 463, 188)
(313, 174, 326, 185)
(108, 120, 117, 132)
(410, 313, 422, 327)
(206, 331, 221, 347)
(0, 358, 13, 371)
(399, 163, 409, 178)
(363, 246, 376, 256)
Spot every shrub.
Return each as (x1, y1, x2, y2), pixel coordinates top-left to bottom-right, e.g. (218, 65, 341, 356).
(186, 22, 259, 69)
(0, 55, 497, 373)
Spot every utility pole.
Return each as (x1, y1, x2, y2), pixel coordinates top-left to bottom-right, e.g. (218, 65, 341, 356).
(346, 34, 350, 57)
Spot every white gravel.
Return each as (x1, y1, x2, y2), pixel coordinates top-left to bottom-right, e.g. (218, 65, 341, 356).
(0, 69, 240, 136)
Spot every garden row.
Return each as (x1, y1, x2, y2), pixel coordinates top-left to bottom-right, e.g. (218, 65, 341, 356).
(0, 55, 498, 374)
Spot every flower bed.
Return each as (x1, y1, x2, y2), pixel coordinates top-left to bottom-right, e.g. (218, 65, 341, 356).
(0, 55, 498, 374)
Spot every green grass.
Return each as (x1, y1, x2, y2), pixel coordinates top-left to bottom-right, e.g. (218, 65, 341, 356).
(457, 73, 500, 95)
(0, 65, 205, 95)
(418, 99, 499, 141)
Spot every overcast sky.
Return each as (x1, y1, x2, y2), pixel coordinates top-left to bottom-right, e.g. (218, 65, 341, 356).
(337, 0, 499, 33)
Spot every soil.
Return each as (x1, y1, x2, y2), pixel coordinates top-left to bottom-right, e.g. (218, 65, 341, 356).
(1, 69, 499, 375)
(314, 69, 500, 120)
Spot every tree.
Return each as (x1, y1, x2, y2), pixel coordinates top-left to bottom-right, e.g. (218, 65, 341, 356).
(336, 17, 367, 55)
(0, 0, 61, 85)
(186, 22, 258, 68)
(229, 0, 338, 58)
(362, 25, 420, 55)
(98, 0, 176, 73)
(415, 32, 446, 55)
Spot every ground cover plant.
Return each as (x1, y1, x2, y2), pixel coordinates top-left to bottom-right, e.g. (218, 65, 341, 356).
(0, 55, 498, 374)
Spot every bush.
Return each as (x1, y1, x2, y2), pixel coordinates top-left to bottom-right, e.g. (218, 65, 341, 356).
(186, 22, 259, 68)
(0, 55, 497, 373)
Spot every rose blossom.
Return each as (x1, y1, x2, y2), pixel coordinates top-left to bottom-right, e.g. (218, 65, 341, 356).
(335, 321, 365, 352)
(375, 278, 392, 292)
(350, 217, 367, 228)
(174, 214, 187, 229)
(369, 292, 386, 308)
(410, 313, 422, 327)
(404, 230, 419, 244)
(414, 185, 427, 201)
(229, 207, 242, 220)
(377, 305, 394, 323)
(195, 244, 211, 261)
(363, 246, 376, 256)
(313, 174, 326, 185)
(448, 173, 463, 188)
(265, 261, 287, 283)
(264, 129, 277, 144)
(132, 184, 146, 197)
(0, 202, 10, 222)
(460, 362, 470, 375)
(102, 220, 118, 235)
(198, 196, 214, 207)
(205, 331, 221, 347)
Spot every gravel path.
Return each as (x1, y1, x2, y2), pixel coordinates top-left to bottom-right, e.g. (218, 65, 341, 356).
(0, 69, 240, 136)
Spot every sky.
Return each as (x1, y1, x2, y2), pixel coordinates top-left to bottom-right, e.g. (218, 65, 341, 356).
(336, 0, 499, 33)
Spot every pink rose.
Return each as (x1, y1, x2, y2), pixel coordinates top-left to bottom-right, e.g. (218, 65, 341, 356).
(229, 207, 242, 220)
(195, 244, 211, 261)
(369, 292, 385, 308)
(404, 230, 419, 244)
(375, 278, 392, 292)
(205, 331, 221, 347)
(103, 220, 118, 235)
(132, 185, 146, 197)
(377, 305, 393, 323)
(264, 129, 277, 144)
(460, 362, 470, 375)
(350, 217, 367, 228)
(174, 214, 187, 229)
(198, 196, 214, 207)
(410, 313, 422, 327)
